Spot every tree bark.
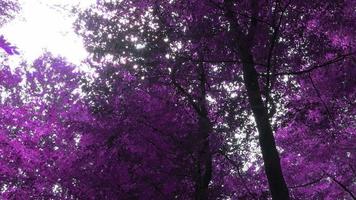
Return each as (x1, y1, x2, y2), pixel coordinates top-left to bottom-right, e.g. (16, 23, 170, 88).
(195, 63, 212, 200)
(195, 115, 212, 200)
(240, 50, 290, 200)
(223, 0, 290, 195)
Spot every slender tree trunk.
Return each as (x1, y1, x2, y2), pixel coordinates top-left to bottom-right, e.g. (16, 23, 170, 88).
(193, 62, 212, 200)
(160, 13, 212, 199)
(172, 62, 212, 199)
(240, 50, 290, 200)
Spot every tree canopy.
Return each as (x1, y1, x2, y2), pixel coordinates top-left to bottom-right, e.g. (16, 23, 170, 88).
(0, 0, 355, 199)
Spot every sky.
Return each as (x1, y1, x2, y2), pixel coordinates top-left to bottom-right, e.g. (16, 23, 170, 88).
(1, 0, 95, 65)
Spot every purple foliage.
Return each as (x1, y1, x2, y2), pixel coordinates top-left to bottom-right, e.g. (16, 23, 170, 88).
(0, 36, 18, 55)
(0, 0, 355, 199)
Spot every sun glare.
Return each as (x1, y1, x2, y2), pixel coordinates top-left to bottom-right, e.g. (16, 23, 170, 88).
(1, 0, 95, 64)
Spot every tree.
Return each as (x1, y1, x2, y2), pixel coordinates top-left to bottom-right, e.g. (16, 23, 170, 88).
(76, 0, 355, 199)
(0, 0, 354, 199)
(0, 53, 91, 199)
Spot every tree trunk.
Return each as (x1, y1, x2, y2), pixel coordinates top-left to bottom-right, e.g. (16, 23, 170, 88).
(195, 115, 212, 200)
(240, 50, 290, 200)
(171, 63, 212, 199)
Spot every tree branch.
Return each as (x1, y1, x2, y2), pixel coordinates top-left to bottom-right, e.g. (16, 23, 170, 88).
(289, 176, 325, 189)
(171, 64, 202, 115)
(308, 74, 337, 137)
(329, 175, 356, 200)
(274, 53, 355, 76)
(218, 150, 259, 200)
(177, 56, 267, 66)
(265, 0, 291, 107)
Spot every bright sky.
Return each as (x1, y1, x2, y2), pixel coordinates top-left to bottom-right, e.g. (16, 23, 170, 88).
(1, 0, 95, 65)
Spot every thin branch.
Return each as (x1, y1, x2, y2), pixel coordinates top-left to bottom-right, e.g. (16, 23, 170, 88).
(308, 74, 337, 137)
(208, 0, 272, 27)
(170, 64, 202, 115)
(218, 150, 259, 200)
(178, 56, 267, 66)
(274, 53, 355, 76)
(289, 176, 325, 189)
(180, 57, 241, 64)
(265, 0, 291, 107)
(329, 175, 356, 200)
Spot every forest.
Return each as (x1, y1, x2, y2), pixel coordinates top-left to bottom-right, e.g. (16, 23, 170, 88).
(0, 0, 355, 199)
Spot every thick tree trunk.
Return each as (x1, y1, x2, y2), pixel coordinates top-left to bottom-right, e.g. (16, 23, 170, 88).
(195, 116, 212, 200)
(240, 51, 290, 200)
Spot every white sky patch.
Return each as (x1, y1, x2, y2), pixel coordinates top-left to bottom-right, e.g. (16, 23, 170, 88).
(0, 0, 95, 65)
